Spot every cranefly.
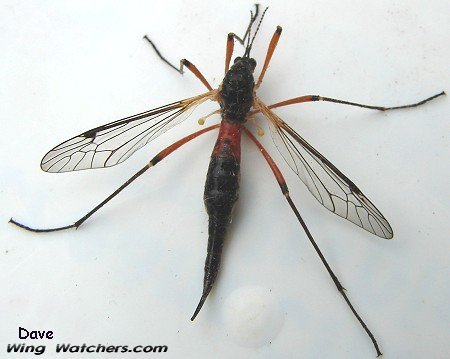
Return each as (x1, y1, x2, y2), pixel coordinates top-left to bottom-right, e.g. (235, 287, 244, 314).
(10, 5, 445, 357)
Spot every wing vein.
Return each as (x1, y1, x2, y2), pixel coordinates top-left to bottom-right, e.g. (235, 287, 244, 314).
(255, 96, 393, 239)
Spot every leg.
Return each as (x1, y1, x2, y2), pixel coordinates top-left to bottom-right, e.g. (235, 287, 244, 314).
(243, 126, 383, 357)
(266, 91, 446, 112)
(143, 35, 213, 91)
(180, 59, 213, 91)
(10, 124, 220, 233)
(248, 91, 445, 117)
(224, 33, 235, 74)
(255, 26, 282, 89)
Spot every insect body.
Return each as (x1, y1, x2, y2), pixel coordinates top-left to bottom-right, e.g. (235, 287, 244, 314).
(194, 56, 257, 319)
(10, 5, 444, 357)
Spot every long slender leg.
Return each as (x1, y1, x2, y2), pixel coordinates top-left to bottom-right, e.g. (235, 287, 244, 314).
(243, 126, 383, 357)
(143, 35, 213, 91)
(255, 26, 282, 89)
(266, 91, 446, 111)
(248, 91, 445, 117)
(143, 35, 182, 74)
(10, 124, 220, 233)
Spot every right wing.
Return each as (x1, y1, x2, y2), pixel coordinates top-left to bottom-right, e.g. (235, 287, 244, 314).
(255, 97, 393, 239)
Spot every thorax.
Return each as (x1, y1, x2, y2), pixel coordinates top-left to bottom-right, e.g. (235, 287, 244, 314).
(219, 58, 256, 123)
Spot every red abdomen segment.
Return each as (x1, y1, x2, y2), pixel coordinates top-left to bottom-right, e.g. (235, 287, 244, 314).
(191, 120, 242, 320)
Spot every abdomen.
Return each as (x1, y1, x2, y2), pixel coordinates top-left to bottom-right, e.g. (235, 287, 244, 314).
(201, 120, 241, 299)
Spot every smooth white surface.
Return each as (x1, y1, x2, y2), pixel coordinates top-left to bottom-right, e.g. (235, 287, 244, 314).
(1, 1, 449, 358)
(223, 286, 284, 348)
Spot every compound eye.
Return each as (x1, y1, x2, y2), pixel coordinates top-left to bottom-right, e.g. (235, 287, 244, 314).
(249, 58, 256, 69)
(233, 57, 242, 63)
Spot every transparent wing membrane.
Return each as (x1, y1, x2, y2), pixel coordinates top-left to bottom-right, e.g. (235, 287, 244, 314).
(256, 97, 393, 239)
(41, 91, 216, 173)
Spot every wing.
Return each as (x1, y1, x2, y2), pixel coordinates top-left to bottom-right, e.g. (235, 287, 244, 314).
(255, 97, 393, 239)
(41, 91, 216, 173)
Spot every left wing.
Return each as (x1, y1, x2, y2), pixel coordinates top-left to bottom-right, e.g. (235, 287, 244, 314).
(41, 91, 216, 173)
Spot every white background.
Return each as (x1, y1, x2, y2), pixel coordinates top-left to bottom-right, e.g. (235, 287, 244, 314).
(1, 0, 449, 358)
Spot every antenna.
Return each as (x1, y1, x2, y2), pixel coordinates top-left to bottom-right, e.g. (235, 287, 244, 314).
(244, 6, 269, 57)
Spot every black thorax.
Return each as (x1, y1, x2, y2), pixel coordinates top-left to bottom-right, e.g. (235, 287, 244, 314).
(219, 57, 256, 123)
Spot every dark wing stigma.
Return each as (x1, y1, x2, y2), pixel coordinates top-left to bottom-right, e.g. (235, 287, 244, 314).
(41, 92, 215, 173)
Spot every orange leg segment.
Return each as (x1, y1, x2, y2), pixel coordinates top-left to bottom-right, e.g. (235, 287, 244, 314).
(256, 26, 282, 89)
(225, 33, 235, 74)
(181, 59, 213, 91)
